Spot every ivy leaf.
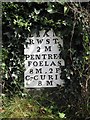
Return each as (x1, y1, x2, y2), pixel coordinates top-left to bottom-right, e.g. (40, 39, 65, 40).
(64, 6, 68, 14)
(58, 112, 66, 118)
(47, 8, 53, 13)
(47, 4, 55, 13)
(34, 8, 40, 15)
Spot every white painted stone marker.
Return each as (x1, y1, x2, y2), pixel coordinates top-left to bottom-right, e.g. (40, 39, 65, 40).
(24, 29, 64, 88)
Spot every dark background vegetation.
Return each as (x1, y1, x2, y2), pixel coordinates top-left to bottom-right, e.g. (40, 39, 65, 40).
(2, 2, 90, 119)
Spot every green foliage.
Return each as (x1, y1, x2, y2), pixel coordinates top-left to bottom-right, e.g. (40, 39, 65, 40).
(2, 2, 90, 119)
(1, 96, 67, 119)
